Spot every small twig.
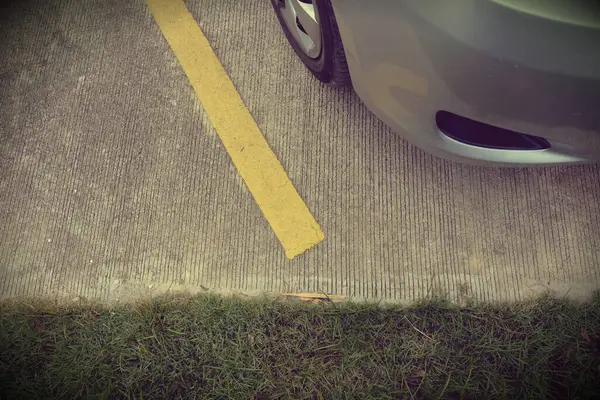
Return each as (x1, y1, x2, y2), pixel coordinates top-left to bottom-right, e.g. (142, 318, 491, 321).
(404, 316, 433, 341)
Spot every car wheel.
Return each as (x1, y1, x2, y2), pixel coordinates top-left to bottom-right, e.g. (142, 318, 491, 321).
(271, 0, 351, 87)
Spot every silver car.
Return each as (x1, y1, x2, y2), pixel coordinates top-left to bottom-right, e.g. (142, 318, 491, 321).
(271, 0, 600, 166)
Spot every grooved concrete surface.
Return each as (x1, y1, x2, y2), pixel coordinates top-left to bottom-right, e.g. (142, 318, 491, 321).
(1, 0, 599, 303)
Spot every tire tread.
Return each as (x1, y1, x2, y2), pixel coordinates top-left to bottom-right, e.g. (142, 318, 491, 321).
(322, 0, 351, 87)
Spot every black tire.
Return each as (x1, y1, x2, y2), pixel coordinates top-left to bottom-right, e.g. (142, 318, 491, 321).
(271, 0, 351, 87)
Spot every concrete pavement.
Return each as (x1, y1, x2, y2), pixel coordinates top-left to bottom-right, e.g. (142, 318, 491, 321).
(1, 0, 599, 303)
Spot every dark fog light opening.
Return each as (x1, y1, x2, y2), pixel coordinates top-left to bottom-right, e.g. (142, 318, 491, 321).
(436, 111, 550, 150)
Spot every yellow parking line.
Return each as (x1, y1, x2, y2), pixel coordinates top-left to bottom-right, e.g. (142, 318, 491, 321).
(146, 0, 324, 259)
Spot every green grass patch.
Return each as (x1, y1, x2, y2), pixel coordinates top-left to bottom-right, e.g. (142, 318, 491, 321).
(1, 294, 599, 399)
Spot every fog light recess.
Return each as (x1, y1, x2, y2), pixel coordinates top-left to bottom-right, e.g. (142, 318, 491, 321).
(436, 111, 550, 150)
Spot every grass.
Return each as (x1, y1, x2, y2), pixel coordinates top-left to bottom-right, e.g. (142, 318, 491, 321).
(1, 294, 599, 399)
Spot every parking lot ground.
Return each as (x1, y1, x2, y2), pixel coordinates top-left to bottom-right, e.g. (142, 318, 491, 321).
(1, 0, 599, 303)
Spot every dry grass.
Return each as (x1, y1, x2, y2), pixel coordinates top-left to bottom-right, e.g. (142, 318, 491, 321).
(1, 293, 599, 399)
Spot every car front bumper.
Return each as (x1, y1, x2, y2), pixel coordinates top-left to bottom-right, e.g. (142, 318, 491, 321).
(332, 0, 600, 166)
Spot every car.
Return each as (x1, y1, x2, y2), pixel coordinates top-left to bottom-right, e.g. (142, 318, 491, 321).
(271, 0, 600, 166)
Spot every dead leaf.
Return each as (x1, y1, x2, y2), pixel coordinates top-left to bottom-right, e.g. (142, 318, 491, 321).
(413, 369, 426, 377)
(581, 327, 591, 342)
(407, 369, 426, 388)
(269, 292, 345, 303)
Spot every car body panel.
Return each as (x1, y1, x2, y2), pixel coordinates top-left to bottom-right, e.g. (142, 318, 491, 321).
(330, 0, 600, 165)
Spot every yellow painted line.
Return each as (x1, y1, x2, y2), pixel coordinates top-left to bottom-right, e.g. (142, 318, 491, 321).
(146, 0, 324, 259)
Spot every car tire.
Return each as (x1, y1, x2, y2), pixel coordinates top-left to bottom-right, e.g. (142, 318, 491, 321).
(271, 0, 351, 87)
